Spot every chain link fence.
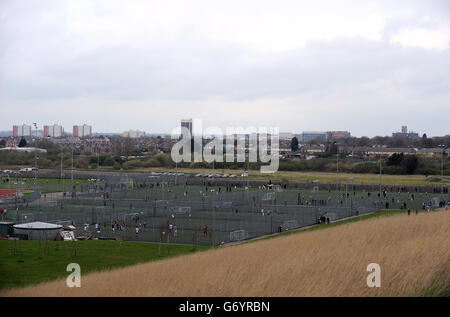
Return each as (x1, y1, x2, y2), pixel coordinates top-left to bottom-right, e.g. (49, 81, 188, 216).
(3, 180, 448, 246)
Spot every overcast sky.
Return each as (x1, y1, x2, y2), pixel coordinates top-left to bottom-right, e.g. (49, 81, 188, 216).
(0, 0, 449, 137)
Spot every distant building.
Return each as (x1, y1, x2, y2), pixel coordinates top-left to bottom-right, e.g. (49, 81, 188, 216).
(279, 132, 294, 140)
(326, 131, 351, 140)
(299, 144, 326, 154)
(392, 125, 419, 138)
(415, 148, 445, 157)
(181, 119, 193, 137)
(73, 124, 92, 137)
(6, 139, 18, 147)
(43, 124, 64, 138)
(0, 147, 47, 153)
(123, 130, 145, 138)
(12, 124, 32, 137)
(339, 146, 418, 157)
(300, 131, 326, 142)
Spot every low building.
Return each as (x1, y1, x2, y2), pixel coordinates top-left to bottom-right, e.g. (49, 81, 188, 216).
(0, 221, 16, 235)
(339, 146, 416, 157)
(0, 147, 47, 153)
(326, 131, 351, 140)
(416, 148, 446, 157)
(13, 222, 62, 240)
(300, 144, 326, 154)
(300, 131, 327, 142)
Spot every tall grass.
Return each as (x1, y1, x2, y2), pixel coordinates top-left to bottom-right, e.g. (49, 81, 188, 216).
(2, 210, 449, 297)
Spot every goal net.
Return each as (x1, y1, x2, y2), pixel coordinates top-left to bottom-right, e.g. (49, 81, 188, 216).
(170, 206, 191, 215)
(262, 192, 276, 201)
(21, 213, 34, 223)
(123, 213, 140, 225)
(281, 220, 299, 231)
(273, 185, 283, 192)
(323, 212, 337, 221)
(155, 200, 169, 207)
(431, 197, 441, 207)
(215, 201, 233, 209)
(230, 229, 248, 242)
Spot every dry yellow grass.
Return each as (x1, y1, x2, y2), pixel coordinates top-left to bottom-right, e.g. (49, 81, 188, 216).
(3, 211, 449, 297)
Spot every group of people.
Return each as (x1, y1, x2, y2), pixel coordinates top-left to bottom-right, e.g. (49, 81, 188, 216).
(107, 218, 148, 235)
(318, 215, 330, 224)
(134, 221, 150, 237)
(259, 208, 280, 216)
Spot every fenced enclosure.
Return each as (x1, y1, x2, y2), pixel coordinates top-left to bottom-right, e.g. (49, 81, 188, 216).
(2, 176, 448, 246)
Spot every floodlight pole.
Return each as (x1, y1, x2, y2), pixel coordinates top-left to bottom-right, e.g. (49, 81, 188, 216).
(97, 141, 100, 190)
(213, 206, 216, 247)
(336, 154, 339, 191)
(71, 142, 74, 195)
(379, 157, 382, 200)
(33, 123, 38, 191)
(15, 181, 18, 210)
(439, 145, 445, 195)
(349, 177, 354, 215)
(442, 149, 444, 195)
(247, 159, 249, 188)
(175, 162, 178, 185)
(246, 151, 249, 201)
(60, 145, 63, 179)
(61, 144, 65, 196)
(345, 183, 348, 206)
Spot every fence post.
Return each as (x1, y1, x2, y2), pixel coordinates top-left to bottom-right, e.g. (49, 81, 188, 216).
(158, 237, 161, 257)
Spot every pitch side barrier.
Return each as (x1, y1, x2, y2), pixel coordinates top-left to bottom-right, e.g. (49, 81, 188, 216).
(17, 169, 447, 194)
(185, 177, 447, 194)
(7, 188, 447, 245)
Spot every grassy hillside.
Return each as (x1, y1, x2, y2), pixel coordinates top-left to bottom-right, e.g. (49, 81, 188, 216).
(3, 210, 448, 297)
(0, 240, 210, 291)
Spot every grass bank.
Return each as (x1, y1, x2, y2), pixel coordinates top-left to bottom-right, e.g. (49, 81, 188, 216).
(0, 240, 210, 291)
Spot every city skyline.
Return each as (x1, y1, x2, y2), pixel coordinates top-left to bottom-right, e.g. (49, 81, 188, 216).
(3, 122, 446, 139)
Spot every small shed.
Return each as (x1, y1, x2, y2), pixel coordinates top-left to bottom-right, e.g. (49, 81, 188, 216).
(13, 222, 62, 240)
(0, 221, 16, 235)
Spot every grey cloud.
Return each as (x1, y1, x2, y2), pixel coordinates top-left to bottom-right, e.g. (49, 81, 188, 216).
(0, 0, 449, 137)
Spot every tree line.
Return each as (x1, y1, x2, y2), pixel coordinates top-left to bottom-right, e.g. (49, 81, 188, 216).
(0, 148, 448, 176)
